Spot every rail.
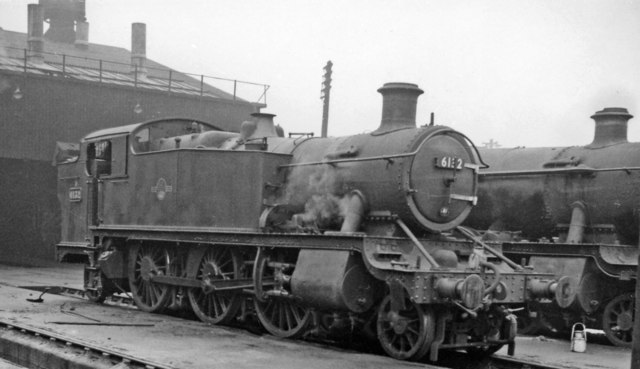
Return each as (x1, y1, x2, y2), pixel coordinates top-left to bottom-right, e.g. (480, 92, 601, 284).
(0, 46, 269, 104)
(0, 318, 176, 369)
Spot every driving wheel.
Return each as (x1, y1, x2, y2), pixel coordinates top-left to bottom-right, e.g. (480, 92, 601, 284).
(128, 243, 171, 312)
(188, 246, 244, 324)
(376, 295, 435, 361)
(253, 248, 311, 338)
(602, 293, 634, 347)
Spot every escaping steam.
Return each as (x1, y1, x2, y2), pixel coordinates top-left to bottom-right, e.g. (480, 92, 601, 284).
(282, 165, 350, 229)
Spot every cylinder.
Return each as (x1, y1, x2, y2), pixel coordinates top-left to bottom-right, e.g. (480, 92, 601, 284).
(291, 250, 377, 313)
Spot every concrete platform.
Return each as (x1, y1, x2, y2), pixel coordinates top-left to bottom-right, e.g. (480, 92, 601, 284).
(0, 357, 26, 368)
(495, 334, 631, 369)
(0, 263, 84, 289)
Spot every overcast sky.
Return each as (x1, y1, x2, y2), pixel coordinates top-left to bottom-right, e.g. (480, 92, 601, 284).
(2, 0, 639, 148)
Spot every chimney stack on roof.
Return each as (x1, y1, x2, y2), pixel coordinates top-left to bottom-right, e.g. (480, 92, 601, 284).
(131, 23, 147, 77)
(74, 21, 89, 49)
(27, 4, 45, 63)
(40, 0, 86, 44)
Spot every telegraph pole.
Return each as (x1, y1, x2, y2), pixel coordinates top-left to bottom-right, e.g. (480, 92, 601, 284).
(320, 60, 333, 137)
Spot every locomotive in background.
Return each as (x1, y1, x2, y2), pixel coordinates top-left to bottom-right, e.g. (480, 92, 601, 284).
(464, 107, 639, 346)
(56, 82, 573, 361)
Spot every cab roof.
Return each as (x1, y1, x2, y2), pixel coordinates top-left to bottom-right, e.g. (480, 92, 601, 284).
(82, 117, 222, 141)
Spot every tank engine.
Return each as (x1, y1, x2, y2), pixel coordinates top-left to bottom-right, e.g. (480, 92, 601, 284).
(57, 82, 573, 361)
(464, 107, 639, 346)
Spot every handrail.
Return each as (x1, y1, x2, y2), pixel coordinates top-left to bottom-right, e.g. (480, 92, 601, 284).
(456, 226, 524, 271)
(0, 46, 269, 104)
(396, 218, 440, 268)
(480, 164, 640, 177)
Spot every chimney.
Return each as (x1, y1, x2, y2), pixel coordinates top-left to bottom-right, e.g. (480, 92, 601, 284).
(375, 82, 424, 133)
(131, 23, 147, 77)
(588, 107, 633, 148)
(250, 113, 278, 138)
(27, 4, 45, 64)
(40, 0, 86, 43)
(74, 21, 89, 49)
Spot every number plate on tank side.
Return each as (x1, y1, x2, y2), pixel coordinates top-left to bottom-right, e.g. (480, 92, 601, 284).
(68, 187, 82, 202)
(435, 156, 463, 170)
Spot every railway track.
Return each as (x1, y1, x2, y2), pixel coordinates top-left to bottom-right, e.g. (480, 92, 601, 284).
(0, 319, 175, 369)
(10, 285, 593, 369)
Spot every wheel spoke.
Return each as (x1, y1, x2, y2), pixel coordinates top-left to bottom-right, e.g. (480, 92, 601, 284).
(406, 332, 417, 347)
(219, 258, 232, 269)
(284, 304, 294, 330)
(291, 305, 302, 323)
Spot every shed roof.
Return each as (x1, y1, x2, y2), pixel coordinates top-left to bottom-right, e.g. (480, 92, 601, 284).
(0, 29, 262, 103)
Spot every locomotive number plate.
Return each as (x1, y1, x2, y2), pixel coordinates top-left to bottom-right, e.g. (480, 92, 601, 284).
(435, 156, 464, 170)
(68, 187, 82, 202)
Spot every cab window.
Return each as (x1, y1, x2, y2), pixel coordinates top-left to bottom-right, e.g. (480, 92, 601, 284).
(86, 137, 127, 177)
(87, 140, 111, 176)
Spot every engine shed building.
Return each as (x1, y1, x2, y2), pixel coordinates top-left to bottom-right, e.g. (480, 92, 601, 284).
(0, 0, 267, 265)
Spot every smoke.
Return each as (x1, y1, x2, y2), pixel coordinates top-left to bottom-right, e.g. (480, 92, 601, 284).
(296, 194, 347, 228)
(282, 165, 348, 229)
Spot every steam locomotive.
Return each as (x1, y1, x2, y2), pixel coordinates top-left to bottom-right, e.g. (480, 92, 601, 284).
(56, 82, 573, 361)
(464, 107, 639, 347)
